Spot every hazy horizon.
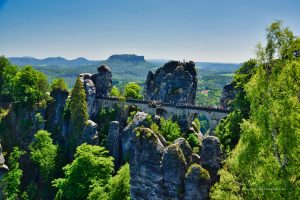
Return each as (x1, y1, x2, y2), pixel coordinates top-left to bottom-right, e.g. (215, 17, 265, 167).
(1, 0, 300, 62)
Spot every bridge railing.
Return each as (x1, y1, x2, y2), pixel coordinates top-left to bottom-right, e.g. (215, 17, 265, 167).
(98, 97, 230, 113)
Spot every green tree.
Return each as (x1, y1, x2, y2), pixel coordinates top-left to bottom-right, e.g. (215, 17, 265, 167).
(88, 163, 130, 200)
(2, 147, 26, 200)
(107, 163, 130, 200)
(0, 56, 18, 103)
(160, 118, 181, 142)
(53, 144, 114, 200)
(124, 82, 142, 99)
(50, 78, 68, 92)
(69, 77, 88, 148)
(29, 130, 58, 181)
(211, 22, 300, 200)
(95, 108, 116, 146)
(13, 66, 48, 107)
(109, 86, 121, 97)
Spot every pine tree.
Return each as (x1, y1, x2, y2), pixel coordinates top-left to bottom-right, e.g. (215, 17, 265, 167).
(69, 77, 88, 151)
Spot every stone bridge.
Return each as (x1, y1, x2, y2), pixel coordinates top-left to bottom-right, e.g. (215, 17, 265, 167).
(97, 97, 230, 131)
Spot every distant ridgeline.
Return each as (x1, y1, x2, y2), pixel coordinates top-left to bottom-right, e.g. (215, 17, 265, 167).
(9, 54, 156, 86)
(8, 55, 238, 89)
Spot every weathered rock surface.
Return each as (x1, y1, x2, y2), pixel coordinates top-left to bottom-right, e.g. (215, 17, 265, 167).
(79, 73, 97, 117)
(129, 127, 166, 200)
(184, 164, 211, 200)
(106, 111, 223, 200)
(79, 65, 112, 118)
(0, 141, 8, 200)
(162, 144, 186, 200)
(45, 89, 69, 141)
(220, 83, 235, 110)
(121, 112, 149, 160)
(174, 138, 193, 166)
(81, 120, 98, 145)
(200, 136, 222, 183)
(94, 65, 112, 98)
(144, 61, 197, 105)
(106, 121, 122, 170)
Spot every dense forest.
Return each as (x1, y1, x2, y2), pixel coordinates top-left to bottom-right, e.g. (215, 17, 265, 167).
(0, 21, 299, 199)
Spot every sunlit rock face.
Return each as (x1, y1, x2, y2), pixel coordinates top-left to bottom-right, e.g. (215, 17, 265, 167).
(111, 112, 221, 200)
(45, 89, 69, 141)
(79, 65, 112, 118)
(81, 120, 98, 145)
(184, 164, 211, 200)
(200, 136, 222, 183)
(144, 61, 197, 105)
(94, 65, 112, 98)
(220, 83, 236, 109)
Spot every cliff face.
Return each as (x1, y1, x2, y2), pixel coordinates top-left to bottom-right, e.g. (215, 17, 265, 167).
(107, 112, 221, 200)
(220, 83, 235, 109)
(0, 141, 8, 200)
(45, 89, 69, 143)
(79, 65, 112, 118)
(144, 61, 197, 105)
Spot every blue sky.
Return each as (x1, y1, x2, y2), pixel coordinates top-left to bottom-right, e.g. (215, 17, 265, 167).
(0, 0, 300, 62)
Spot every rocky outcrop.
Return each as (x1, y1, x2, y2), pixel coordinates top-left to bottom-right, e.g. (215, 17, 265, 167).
(0, 141, 8, 200)
(81, 120, 98, 145)
(200, 136, 222, 183)
(162, 144, 186, 200)
(121, 112, 149, 160)
(79, 65, 112, 118)
(115, 112, 221, 200)
(144, 61, 197, 105)
(106, 121, 122, 170)
(220, 83, 235, 110)
(94, 65, 112, 98)
(45, 89, 69, 142)
(174, 138, 193, 166)
(79, 73, 96, 117)
(184, 164, 211, 200)
(130, 127, 166, 200)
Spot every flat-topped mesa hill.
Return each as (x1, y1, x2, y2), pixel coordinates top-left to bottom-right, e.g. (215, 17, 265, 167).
(144, 61, 197, 105)
(107, 54, 145, 63)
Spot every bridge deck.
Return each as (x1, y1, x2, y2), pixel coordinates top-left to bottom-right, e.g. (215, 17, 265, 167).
(99, 97, 230, 114)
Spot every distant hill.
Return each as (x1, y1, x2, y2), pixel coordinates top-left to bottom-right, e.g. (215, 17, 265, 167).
(196, 62, 241, 73)
(8, 55, 241, 87)
(9, 56, 99, 66)
(9, 54, 156, 87)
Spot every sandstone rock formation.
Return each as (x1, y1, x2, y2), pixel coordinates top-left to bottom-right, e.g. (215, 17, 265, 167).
(144, 61, 197, 105)
(200, 136, 222, 183)
(129, 127, 166, 200)
(79, 73, 96, 117)
(220, 83, 235, 110)
(45, 89, 69, 142)
(110, 112, 222, 200)
(0, 141, 8, 200)
(81, 120, 99, 145)
(106, 121, 122, 170)
(162, 144, 186, 200)
(184, 164, 211, 200)
(79, 65, 112, 118)
(174, 138, 193, 166)
(94, 65, 112, 98)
